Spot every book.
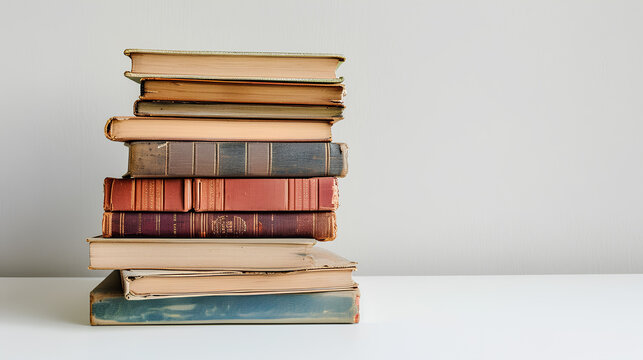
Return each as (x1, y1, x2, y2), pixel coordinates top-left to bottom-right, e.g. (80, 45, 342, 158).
(140, 79, 344, 105)
(103, 178, 191, 212)
(87, 238, 317, 270)
(104, 178, 338, 212)
(193, 178, 338, 211)
(90, 271, 360, 325)
(104, 117, 333, 142)
(125, 141, 348, 178)
(102, 211, 336, 240)
(124, 49, 345, 83)
(121, 247, 357, 299)
(134, 100, 344, 120)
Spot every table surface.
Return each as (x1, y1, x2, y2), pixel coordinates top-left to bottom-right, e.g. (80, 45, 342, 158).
(2, 275, 643, 359)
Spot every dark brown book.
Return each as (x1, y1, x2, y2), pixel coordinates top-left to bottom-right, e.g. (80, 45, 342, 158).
(102, 212, 336, 241)
(125, 141, 348, 178)
(140, 79, 344, 105)
(193, 178, 338, 212)
(133, 100, 344, 121)
(103, 178, 191, 212)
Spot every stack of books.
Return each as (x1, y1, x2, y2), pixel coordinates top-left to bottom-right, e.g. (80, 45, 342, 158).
(87, 49, 359, 325)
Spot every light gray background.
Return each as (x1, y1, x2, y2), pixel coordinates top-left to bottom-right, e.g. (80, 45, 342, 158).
(1, 0, 642, 276)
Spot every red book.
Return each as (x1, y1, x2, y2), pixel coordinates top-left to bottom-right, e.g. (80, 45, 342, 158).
(102, 212, 337, 241)
(103, 178, 191, 212)
(193, 178, 338, 212)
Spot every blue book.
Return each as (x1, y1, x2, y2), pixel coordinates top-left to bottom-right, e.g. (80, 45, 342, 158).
(90, 271, 360, 325)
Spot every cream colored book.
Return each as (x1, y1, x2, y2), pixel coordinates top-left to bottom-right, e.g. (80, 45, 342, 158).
(124, 49, 345, 83)
(104, 116, 333, 142)
(87, 237, 317, 270)
(121, 248, 357, 300)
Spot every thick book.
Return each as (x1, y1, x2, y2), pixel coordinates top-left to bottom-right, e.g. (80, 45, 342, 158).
(105, 116, 333, 142)
(90, 271, 360, 325)
(193, 178, 338, 211)
(125, 141, 348, 178)
(124, 49, 345, 83)
(103, 178, 191, 212)
(87, 238, 317, 270)
(140, 79, 344, 105)
(121, 247, 357, 299)
(102, 211, 336, 241)
(134, 100, 344, 120)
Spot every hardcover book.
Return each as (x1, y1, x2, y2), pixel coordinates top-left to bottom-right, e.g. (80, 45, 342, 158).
(121, 247, 357, 299)
(102, 211, 336, 240)
(90, 271, 360, 325)
(125, 141, 348, 178)
(134, 101, 344, 120)
(139, 79, 344, 105)
(87, 238, 317, 270)
(193, 178, 338, 211)
(103, 178, 191, 212)
(105, 116, 333, 142)
(124, 49, 345, 83)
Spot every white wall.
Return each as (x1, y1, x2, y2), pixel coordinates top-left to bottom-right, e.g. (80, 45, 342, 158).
(1, 0, 642, 276)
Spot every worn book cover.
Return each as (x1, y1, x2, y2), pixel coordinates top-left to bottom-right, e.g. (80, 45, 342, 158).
(193, 178, 338, 211)
(133, 100, 344, 120)
(125, 141, 348, 178)
(91, 271, 359, 325)
(103, 178, 191, 212)
(139, 79, 344, 105)
(104, 116, 333, 142)
(121, 247, 357, 299)
(124, 49, 345, 83)
(102, 211, 336, 240)
(87, 237, 317, 270)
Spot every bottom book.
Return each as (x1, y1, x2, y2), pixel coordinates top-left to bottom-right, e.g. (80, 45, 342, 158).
(90, 271, 360, 325)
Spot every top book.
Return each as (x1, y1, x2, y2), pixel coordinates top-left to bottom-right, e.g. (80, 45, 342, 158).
(124, 49, 345, 83)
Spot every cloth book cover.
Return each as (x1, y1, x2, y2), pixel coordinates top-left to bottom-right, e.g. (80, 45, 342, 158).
(125, 141, 348, 178)
(91, 271, 360, 325)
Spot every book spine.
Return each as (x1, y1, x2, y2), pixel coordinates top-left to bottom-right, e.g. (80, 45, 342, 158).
(126, 141, 348, 178)
(193, 178, 338, 211)
(91, 280, 359, 325)
(102, 211, 336, 241)
(103, 178, 191, 212)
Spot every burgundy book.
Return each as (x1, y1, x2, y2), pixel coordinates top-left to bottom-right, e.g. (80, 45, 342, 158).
(103, 178, 191, 212)
(193, 178, 338, 212)
(102, 212, 336, 241)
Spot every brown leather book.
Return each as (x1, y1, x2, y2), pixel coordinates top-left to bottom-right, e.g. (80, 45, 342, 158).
(193, 178, 338, 212)
(103, 178, 191, 212)
(102, 212, 336, 241)
(140, 79, 344, 105)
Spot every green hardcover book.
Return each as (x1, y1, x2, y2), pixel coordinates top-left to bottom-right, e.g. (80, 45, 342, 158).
(90, 271, 360, 325)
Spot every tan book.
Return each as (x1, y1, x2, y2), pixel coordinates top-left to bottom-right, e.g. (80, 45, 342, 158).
(140, 79, 344, 105)
(121, 248, 357, 300)
(124, 49, 344, 83)
(87, 237, 317, 270)
(134, 100, 344, 120)
(104, 116, 333, 142)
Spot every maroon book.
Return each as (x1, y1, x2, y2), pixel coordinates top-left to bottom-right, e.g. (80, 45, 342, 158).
(102, 211, 336, 241)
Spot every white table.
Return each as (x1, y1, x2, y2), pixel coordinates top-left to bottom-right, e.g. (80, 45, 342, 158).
(2, 275, 643, 359)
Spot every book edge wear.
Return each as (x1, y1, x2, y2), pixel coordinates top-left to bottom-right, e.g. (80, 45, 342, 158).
(90, 271, 359, 325)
